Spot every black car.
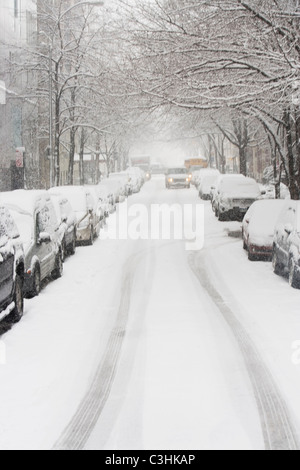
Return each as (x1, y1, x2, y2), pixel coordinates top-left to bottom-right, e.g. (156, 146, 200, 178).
(0, 207, 25, 323)
(273, 201, 300, 289)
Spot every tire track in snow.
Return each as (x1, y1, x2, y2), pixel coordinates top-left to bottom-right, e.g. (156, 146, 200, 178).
(189, 251, 299, 451)
(53, 262, 134, 451)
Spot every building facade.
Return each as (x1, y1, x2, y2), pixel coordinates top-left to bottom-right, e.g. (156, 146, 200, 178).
(0, 0, 38, 190)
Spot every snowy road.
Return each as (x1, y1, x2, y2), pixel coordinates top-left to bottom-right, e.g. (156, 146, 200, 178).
(0, 177, 300, 450)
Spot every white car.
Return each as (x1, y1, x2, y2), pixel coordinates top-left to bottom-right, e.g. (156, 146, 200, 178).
(242, 199, 286, 261)
(199, 173, 220, 200)
(214, 175, 262, 221)
(50, 186, 96, 245)
(212, 174, 245, 215)
(101, 178, 126, 204)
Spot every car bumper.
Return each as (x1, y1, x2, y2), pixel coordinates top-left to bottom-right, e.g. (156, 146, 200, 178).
(248, 244, 273, 257)
(220, 207, 250, 220)
(167, 182, 190, 188)
(200, 193, 211, 200)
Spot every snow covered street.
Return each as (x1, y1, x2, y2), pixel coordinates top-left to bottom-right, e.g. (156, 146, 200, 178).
(0, 177, 300, 450)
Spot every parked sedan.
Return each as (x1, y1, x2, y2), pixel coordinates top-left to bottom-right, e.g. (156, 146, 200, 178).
(109, 173, 132, 197)
(215, 176, 261, 221)
(242, 199, 286, 261)
(199, 173, 220, 200)
(0, 207, 24, 323)
(49, 194, 77, 259)
(273, 201, 300, 288)
(1, 190, 63, 298)
(101, 178, 126, 204)
(85, 186, 106, 234)
(50, 186, 96, 246)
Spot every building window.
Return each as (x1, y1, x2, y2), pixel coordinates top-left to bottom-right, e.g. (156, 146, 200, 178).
(14, 0, 18, 18)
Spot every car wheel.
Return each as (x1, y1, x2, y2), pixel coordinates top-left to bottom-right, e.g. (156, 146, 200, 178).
(52, 254, 63, 280)
(10, 275, 24, 323)
(242, 232, 247, 251)
(88, 227, 94, 246)
(61, 240, 66, 262)
(69, 233, 76, 255)
(272, 248, 282, 276)
(289, 258, 300, 289)
(218, 211, 226, 222)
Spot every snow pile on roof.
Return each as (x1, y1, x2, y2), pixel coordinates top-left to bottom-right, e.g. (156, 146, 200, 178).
(0, 190, 48, 216)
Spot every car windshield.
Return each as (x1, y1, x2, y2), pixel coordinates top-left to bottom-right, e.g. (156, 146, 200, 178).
(222, 179, 260, 197)
(168, 169, 187, 175)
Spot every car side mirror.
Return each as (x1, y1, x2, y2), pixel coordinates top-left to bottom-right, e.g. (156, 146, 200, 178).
(261, 190, 266, 196)
(284, 223, 293, 235)
(38, 232, 52, 244)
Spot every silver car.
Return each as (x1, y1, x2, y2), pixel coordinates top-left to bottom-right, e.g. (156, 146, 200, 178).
(1, 190, 63, 298)
(50, 186, 96, 246)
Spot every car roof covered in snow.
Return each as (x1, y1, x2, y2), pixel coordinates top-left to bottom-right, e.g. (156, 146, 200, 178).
(0, 190, 50, 216)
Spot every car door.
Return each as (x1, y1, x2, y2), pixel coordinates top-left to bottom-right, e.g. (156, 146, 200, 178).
(280, 205, 295, 267)
(47, 200, 61, 272)
(36, 207, 53, 280)
(0, 238, 14, 306)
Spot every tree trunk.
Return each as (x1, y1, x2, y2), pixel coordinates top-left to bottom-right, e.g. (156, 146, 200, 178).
(219, 136, 226, 174)
(79, 128, 85, 186)
(68, 126, 76, 186)
(284, 110, 299, 200)
(54, 64, 60, 187)
(239, 146, 247, 176)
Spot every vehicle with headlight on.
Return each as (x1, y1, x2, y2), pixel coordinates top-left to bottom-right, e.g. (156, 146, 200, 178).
(165, 168, 190, 189)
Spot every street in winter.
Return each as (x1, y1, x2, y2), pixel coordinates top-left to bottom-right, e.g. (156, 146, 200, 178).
(0, 0, 300, 452)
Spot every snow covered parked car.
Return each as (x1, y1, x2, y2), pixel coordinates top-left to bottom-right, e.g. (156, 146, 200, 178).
(215, 176, 261, 221)
(101, 178, 126, 203)
(242, 199, 286, 261)
(165, 168, 190, 189)
(199, 173, 220, 200)
(0, 207, 24, 323)
(109, 173, 132, 197)
(125, 167, 144, 193)
(273, 201, 300, 289)
(1, 191, 63, 298)
(97, 181, 116, 214)
(212, 174, 245, 215)
(85, 186, 106, 232)
(49, 195, 76, 259)
(50, 187, 96, 246)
